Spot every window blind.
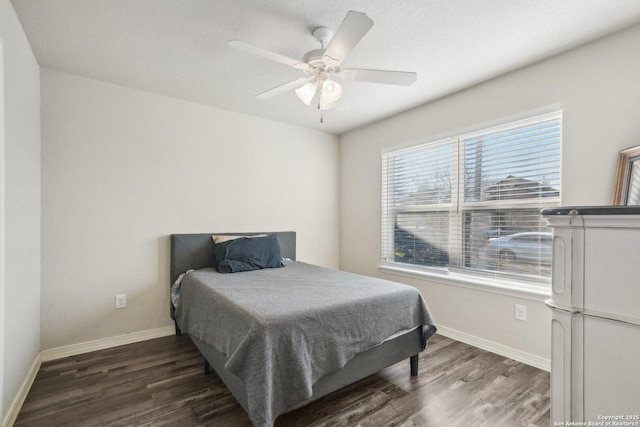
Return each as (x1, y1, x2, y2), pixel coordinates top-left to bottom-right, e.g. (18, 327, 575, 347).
(381, 111, 561, 286)
(381, 138, 455, 269)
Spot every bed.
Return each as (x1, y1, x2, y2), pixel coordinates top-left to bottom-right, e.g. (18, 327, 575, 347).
(170, 232, 436, 427)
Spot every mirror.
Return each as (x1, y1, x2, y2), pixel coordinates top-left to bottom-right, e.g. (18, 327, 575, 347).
(613, 145, 640, 205)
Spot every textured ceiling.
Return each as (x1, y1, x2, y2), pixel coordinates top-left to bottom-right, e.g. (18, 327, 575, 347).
(11, 0, 640, 134)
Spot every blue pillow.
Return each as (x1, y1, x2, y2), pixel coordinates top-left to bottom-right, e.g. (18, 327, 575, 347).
(215, 235, 283, 274)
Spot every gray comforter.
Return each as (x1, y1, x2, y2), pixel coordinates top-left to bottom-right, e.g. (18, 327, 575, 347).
(174, 261, 436, 426)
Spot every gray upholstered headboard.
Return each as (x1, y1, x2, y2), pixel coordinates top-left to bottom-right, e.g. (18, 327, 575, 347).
(169, 232, 296, 319)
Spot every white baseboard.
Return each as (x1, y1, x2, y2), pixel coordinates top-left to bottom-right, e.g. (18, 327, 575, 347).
(41, 325, 176, 362)
(2, 353, 41, 427)
(436, 325, 550, 372)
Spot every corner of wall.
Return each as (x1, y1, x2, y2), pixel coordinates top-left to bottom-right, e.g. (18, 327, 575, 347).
(1, 0, 42, 422)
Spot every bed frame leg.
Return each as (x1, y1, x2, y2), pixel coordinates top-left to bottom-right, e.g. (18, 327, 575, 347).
(174, 320, 182, 336)
(410, 355, 419, 376)
(204, 359, 211, 375)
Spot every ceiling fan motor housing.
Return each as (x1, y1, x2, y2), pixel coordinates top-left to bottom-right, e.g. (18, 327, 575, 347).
(305, 27, 340, 75)
(302, 49, 326, 65)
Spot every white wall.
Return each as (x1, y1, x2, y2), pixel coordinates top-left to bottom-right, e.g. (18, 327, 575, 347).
(41, 68, 339, 350)
(0, 0, 41, 422)
(339, 24, 640, 363)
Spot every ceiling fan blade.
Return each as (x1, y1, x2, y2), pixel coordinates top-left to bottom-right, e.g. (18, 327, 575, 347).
(229, 40, 310, 71)
(255, 79, 309, 99)
(323, 11, 374, 66)
(341, 68, 417, 86)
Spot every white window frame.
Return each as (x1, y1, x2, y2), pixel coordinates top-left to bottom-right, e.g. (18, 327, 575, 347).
(380, 110, 562, 300)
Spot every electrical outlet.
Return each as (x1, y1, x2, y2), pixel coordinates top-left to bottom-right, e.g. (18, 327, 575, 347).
(515, 304, 527, 321)
(115, 294, 127, 309)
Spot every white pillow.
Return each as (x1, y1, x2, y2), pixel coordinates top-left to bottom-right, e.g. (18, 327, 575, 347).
(211, 234, 267, 244)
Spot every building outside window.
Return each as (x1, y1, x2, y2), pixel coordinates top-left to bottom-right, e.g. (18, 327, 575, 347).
(381, 111, 561, 289)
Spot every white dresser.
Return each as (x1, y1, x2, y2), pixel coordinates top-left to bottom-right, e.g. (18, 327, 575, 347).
(542, 206, 640, 423)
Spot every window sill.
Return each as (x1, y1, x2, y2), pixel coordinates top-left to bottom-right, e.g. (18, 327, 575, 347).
(378, 263, 551, 302)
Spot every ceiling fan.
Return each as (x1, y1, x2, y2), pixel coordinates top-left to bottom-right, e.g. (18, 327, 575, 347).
(229, 10, 417, 116)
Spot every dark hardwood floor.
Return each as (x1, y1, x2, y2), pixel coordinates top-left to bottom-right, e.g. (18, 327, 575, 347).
(15, 334, 550, 427)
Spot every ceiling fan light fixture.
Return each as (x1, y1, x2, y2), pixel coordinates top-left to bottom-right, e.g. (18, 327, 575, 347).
(295, 81, 317, 106)
(321, 79, 342, 103)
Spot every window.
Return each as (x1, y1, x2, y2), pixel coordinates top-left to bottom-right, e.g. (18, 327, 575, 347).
(381, 111, 561, 288)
